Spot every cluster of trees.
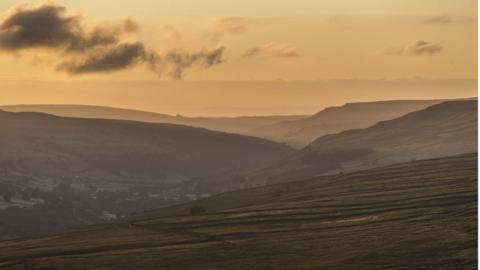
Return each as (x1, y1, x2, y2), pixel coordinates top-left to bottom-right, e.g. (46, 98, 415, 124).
(0, 182, 15, 202)
(0, 180, 207, 240)
(0, 169, 258, 240)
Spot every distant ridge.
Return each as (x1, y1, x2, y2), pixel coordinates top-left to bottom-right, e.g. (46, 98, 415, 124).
(249, 100, 477, 184)
(2, 99, 475, 147)
(0, 104, 306, 135)
(250, 98, 476, 147)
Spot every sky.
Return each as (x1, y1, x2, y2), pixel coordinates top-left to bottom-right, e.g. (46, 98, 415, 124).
(0, 0, 477, 115)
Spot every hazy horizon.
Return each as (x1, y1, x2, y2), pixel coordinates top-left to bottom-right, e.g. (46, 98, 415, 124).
(1, 78, 476, 116)
(0, 0, 477, 116)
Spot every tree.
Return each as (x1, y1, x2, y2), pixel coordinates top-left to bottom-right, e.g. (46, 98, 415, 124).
(0, 183, 15, 202)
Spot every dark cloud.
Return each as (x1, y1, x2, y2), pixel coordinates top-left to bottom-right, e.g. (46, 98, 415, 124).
(154, 47, 226, 79)
(243, 43, 299, 58)
(59, 42, 149, 74)
(0, 4, 135, 52)
(384, 40, 443, 56)
(67, 19, 138, 52)
(0, 4, 80, 50)
(0, 3, 226, 78)
(60, 43, 225, 78)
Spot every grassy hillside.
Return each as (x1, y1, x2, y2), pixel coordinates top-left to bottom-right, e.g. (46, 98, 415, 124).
(0, 105, 306, 136)
(0, 153, 476, 270)
(0, 110, 293, 239)
(250, 99, 466, 147)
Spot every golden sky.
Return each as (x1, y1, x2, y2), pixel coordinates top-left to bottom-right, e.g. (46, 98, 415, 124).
(0, 0, 477, 115)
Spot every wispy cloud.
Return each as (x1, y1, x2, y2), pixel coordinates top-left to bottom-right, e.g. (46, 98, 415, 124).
(421, 15, 476, 24)
(159, 25, 182, 43)
(383, 40, 444, 56)
(421, 15, 453, 24)
(243, 43, 300, 58)
(210, 17, 279, 43)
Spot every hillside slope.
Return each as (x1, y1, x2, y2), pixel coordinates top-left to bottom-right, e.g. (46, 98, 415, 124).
(0, 110, 293, 239)
(307, 100, 477, 165)
(0, 105, 306, 136)
(250, 99, 463, 147)
(0, 110, 292, 180)
(0, 153, 476, 270)
(252, 100, 477, 184)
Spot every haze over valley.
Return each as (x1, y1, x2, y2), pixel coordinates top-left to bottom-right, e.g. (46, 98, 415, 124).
(0, 99, 476, 241)
(0, 0, 477, 269)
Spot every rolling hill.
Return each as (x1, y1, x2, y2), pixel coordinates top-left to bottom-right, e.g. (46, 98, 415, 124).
(0, 105, 306, 136)
(3, 100, 471, 149)
(0, 110, 292, 180)
(0, 110, 293, 239)
(0, 153, 476, 270)
(251, 100, 477, 185)
(250, 99, 467, 147)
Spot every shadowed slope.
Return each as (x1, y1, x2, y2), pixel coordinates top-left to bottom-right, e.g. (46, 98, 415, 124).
(0, 153, 476, 270)
(0, 110, 292, 180)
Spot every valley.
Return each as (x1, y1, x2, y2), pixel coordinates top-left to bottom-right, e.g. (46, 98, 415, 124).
(0, 153, 476, 270)
(0, 110, 293, 239)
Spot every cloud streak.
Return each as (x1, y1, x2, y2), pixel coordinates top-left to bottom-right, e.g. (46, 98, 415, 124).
(243, 43, 300, 58)
(159, 25, 182, 43)
(384, 40, 443, 56)
(0, 3, 225, 78)
(421, 15, 475, 24)
(421, 15, 453, 24)
(210, 17, 278, 43)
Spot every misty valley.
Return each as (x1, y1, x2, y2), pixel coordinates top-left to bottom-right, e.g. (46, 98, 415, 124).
(0, 0, 478, 269)
(0, 101, 477, 270)
(0, 99, 476, 270)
